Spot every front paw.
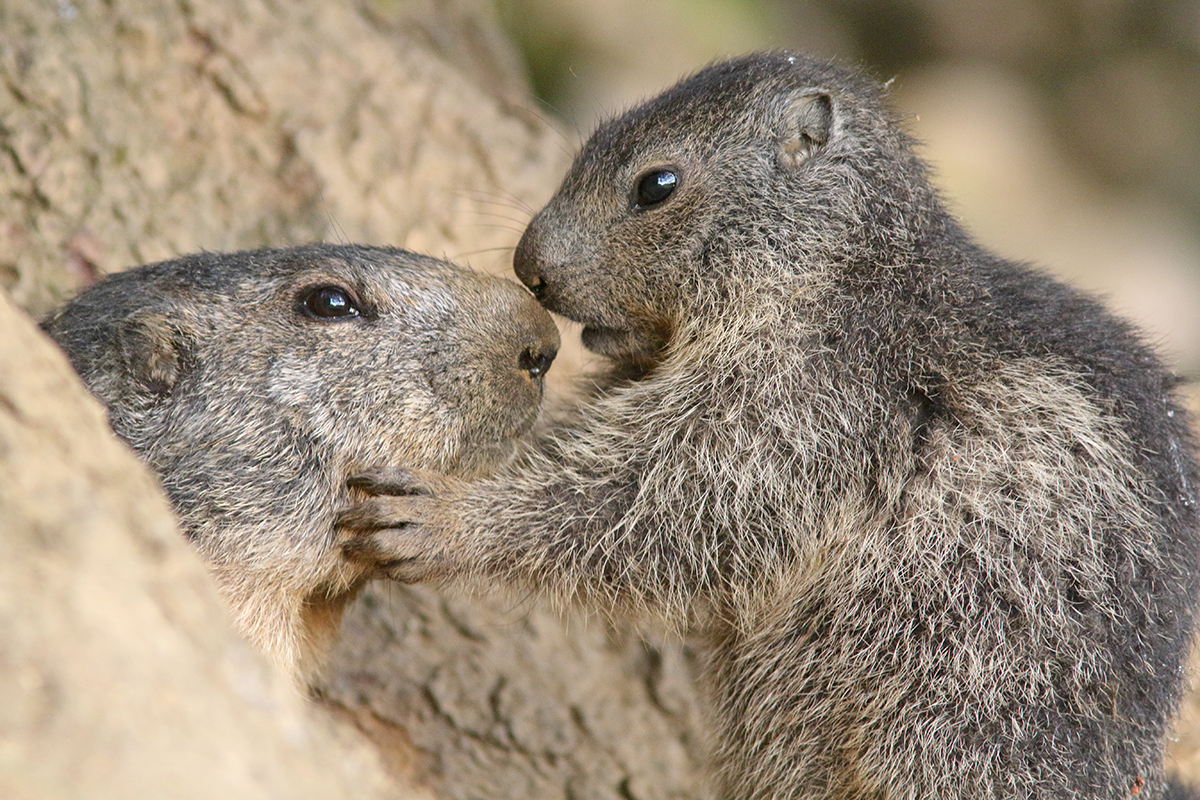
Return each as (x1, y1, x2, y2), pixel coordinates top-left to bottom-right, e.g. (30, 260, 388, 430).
(343, 530, 442, 584)
(338, 470, 465, 583)
(347, 466, 463, 498)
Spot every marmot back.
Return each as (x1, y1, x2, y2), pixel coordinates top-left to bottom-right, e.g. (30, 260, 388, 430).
(43, 243, 559, 679)
(340, 55, 1200, 799)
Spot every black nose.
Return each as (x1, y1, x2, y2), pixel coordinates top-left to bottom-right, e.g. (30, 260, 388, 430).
(526, 275, 548, 302)
(518, 345, 557, 380)
(513, 224, 548, 301)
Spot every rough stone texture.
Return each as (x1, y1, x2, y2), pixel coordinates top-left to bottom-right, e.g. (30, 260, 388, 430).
(0, 1, 709, 798)
(0, 0, 561, 309)
(324, 586, 709, 800)
(0, 291, 401, 800)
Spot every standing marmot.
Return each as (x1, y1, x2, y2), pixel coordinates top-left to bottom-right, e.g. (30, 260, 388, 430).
(42, 243, 558, 680)
(339, 54, 1200, 799)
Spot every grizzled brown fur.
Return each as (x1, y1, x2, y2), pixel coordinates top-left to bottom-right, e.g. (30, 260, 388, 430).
(42, 243, 558, 680)
(340, 55, 1200, 798)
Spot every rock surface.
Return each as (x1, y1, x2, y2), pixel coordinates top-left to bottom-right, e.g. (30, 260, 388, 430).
(0, 292, 400, 800)
(0, 1, 709, 798)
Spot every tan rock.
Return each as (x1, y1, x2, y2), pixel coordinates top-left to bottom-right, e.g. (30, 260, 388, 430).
(0, 291, 402, 800)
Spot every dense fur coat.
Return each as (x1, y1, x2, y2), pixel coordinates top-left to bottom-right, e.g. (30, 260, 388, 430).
(340, 55, 1200, 798)
(43, 244, 558, 679)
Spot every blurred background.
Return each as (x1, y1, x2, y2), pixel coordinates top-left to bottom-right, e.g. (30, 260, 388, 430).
(492, 0, 1200, 383)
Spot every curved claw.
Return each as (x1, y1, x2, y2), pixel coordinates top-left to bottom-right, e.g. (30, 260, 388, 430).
(335, 498, 400, 532)
(339, 522, 449, 584)
(341, 523, 409, 560)
(347, 467, 428, 497)
(336, 469, 467, 585)
(381, 555, 446, 584)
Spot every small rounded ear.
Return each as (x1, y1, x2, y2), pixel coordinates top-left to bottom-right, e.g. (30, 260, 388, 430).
(777, 92, 834, 170)
(116, 310, 192, 396)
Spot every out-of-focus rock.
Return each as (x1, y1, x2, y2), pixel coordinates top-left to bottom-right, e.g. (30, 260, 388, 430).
(892, 64, 1200, 375)
(496, 0, 849, 131)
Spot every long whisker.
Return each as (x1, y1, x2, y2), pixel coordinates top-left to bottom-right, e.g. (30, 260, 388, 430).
(465, 209, 534, 226)
(323, 204, 350, 245)
(448, 245, 518, 261)
(450, 186, 538, 219)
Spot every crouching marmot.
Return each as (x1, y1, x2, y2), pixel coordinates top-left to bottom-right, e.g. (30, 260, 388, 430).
(339, 54, 1200, 799)
(43, 243, 558, 680)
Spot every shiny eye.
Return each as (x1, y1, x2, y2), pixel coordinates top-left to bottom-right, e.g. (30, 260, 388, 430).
(301, 286, 360, 319)
(633, 168, 679, 209)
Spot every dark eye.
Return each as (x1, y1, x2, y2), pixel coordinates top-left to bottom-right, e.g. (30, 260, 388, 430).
(633, 168, 679, 209)
(301, 286, 360, 319)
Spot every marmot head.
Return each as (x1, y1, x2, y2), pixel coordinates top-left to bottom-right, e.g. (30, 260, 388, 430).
(514, 52, 938, 370)
(43, 243, 559, 677)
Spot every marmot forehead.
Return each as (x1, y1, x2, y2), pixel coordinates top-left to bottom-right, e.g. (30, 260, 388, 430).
(161, 244, 471, 300)
(58, 245, 498, 339)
